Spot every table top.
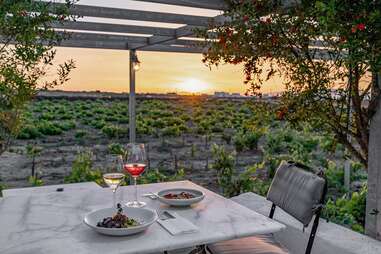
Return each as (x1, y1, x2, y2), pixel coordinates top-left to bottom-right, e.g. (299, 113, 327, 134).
(0, 181, 285, 254)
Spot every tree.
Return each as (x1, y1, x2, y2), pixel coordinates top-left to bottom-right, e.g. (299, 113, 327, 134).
(201, 0, 381, 238)
(201, 0, 381, 167)
(0, 0, 77, 155)
(26, 143, 43, 178)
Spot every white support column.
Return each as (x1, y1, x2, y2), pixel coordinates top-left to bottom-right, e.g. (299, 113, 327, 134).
(129, 49, 137, 143)
(366, 71, 381, 239)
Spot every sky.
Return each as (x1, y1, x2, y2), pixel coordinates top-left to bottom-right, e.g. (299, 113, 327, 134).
(50, 0, 283, 94)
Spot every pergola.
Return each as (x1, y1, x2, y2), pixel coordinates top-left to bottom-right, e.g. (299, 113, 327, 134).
(49, 0, 381, 239)
(51, 0, 233, 143)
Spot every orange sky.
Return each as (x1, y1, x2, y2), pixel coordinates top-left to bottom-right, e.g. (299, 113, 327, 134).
(52, 47, 284, 95)
(47, 0, 284, 95)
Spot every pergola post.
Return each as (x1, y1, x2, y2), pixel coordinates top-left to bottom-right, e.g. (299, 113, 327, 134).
(129, 49, 137, 143)
(366, 71, 381, 239)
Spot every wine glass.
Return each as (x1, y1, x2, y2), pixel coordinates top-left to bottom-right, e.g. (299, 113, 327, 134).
(124, 143, 147, 208)
(103, 171, 125, 209)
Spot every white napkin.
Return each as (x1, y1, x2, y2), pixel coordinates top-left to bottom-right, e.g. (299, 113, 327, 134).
(157, 211, 199, 235)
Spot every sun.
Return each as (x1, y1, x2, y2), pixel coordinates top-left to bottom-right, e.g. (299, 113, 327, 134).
(177, 78, 209, 93)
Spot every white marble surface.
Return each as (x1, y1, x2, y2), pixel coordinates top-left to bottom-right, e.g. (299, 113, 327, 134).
(2, 182, 101, 197)
(0, 181, 285, 254)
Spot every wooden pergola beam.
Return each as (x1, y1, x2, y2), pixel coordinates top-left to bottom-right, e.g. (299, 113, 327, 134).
(135, 0, 228, 10)
(51, 3, 213, 27)
(136, 0, 298, 11)
(63, 32, 149, 44)
(57, 37, 203, 53)
(54, 21, 176, 37)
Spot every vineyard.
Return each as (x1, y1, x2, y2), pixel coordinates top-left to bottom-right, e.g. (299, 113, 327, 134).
(0, 96, 368, 232)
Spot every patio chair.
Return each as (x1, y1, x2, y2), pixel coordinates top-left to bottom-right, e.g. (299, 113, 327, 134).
(207, 161, 327, 254)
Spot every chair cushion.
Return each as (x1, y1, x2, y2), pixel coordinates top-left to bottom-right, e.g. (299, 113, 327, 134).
(207, 235, 289, 254)
(266, 161, 326, 226)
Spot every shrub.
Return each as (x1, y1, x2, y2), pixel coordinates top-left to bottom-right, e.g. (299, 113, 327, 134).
(39, 112, 55, 120)
(118, 116, 129, 124)
(75, 130, 87, 139)
(28, 175, 43, 186)
(138, 169, 185, 184)
(91, 119, 106, 129)
(265, 131, 284, 154)
(244, 131, 262, 150)
(105, 114, 118, 122)
(64, 151, 103, 185)
(212, 144, 265, 197)
(17, 125, 41, 139)
(323, 185, 367, 233)
(222, 130, 233, 144)
(325, 160, 346, 195)
(37, 121, 63, 135)
(58, 120, 76, 131)
(151, 119, 166, 128)
(233, 133, 245, 152)
(108, 143, 125, 155)
(162, 126, 180, 137)
(0, 183, 5, 197)
(211, 144, 237, 197)
(211, 123, 224, 133)
(102, 124, 128, 138)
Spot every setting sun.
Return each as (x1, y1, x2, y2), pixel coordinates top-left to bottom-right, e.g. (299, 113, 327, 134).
(175, 78, 210, 94)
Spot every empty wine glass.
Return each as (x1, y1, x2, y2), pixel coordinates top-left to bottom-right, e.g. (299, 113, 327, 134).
(123, 143, 147, 208)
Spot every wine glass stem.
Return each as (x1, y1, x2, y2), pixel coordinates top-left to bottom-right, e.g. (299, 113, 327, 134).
(134, 176, 138, 203)
(112, 189, 116, 208)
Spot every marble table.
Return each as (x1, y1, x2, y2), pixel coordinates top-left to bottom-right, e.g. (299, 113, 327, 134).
(0, 180, 285, 254)
(2, 182, 101, 197)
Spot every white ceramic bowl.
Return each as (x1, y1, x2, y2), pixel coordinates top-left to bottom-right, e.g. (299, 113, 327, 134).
(157, 188, 205, 207)
(83, 207, 158, 236)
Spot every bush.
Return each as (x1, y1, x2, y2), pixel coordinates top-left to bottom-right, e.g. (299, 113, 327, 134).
(222, 131, 232, 144)
(64, 151, 103, 185)
(28, 175, 43, 186)
(17, 125, 41, 139)
(151, 119, 166, 128)
(75, 130, 87, 139)
(39, 112, 55, 120)
(108, 143, 124, 155)
(101, 124, 128, 138)
(91, 119, 106, 129)
(58, 120, 76, 131)
(244, 131, 262, 150)
(36, 121, 63, 135)
(0, 183, 5, 197)
(138, 169, 185, 184)
(211, 144, 237, 197)
(233, 133, 245, 152)
(323, 185, 367, 233)
(162, 126, 180, 137)
(265, 131, 284, 154)
(212, 144, 265, 197)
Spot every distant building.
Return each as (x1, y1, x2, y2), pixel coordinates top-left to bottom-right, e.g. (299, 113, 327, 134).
(214, 92, 244, 98)
(214, 92, 229, 97)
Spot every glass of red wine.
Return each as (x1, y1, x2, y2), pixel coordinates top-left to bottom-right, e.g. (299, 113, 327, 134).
(124, 143, 147, 208)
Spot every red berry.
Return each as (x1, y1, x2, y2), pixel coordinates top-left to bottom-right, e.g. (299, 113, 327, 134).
(357, 23, 365, 31)
(243, 15, 250, 22)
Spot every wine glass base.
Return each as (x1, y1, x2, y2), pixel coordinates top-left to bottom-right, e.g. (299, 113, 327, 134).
(126, 201, 146, 208)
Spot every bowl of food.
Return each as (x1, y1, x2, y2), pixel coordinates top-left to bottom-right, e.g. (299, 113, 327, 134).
(83, 205, 158, 236)
(157, 188, 205, 207)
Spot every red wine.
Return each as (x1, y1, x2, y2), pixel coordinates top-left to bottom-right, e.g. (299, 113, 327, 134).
(124, 163, 146, 177)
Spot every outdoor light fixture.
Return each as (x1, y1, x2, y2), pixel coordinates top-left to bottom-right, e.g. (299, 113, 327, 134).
(132, 54, 141, 71)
